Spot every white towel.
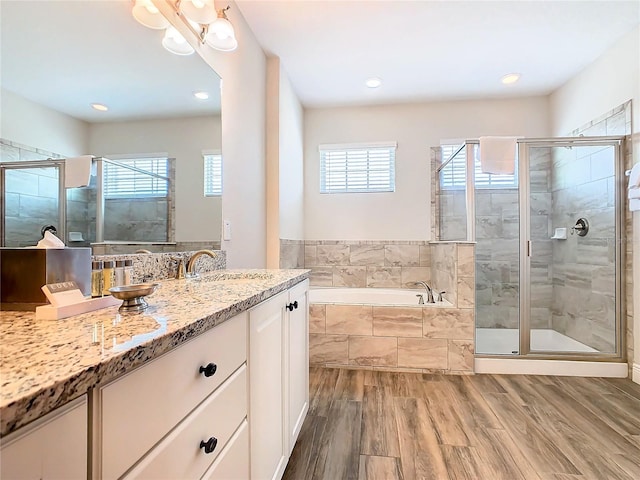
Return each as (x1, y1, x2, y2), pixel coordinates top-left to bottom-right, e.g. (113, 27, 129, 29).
(36, 230, 65, 248)
(628, 162, 640, 189)
(478, 136, 518, 175)
(64, 155, 93, 188)
(628, 187, 640, 200)
(630, 198, 640, 212)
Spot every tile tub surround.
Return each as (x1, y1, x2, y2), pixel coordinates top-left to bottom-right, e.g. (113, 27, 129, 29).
(93, 250, 226, 283)
(309, 303, 474, 374)
(305, 240, 431, 288)
(0, 269, 309, 436)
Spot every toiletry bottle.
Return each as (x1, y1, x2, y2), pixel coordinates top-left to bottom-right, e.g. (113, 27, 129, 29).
(115, 260, 125, 286)
(124, 259, 133, 285)
(103, 260, 115, 295)
(91, 261, 104, 298)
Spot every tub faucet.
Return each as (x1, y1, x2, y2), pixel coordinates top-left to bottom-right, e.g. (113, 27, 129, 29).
(412, 281, 435, 303)
(186, 250, 218, 278)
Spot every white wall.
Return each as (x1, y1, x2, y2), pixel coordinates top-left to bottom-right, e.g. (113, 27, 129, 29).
(304, 96, 550, 240)
(550, 26, 640, 383)
(89, 116, 222, 243)
(0, 88, 89, 157)
(266, 57, 305, 267)
(154, 0, 268, 268)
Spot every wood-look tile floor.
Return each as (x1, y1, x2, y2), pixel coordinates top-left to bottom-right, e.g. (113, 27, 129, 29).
(283, 367, 640, 480)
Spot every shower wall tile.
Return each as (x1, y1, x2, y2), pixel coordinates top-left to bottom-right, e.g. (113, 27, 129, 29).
(366, 267, 402, 288)
(279, 240, 304, 269)
(333, 266, 367, 288)
(304, 246, 318, 266)
(317, 244, 350, 265)
(419, 245, 432, 267)
(384, 244, 420, 266)
(400, 267, 431, 288)
(350, 244, 385, 266)
(309, 267, 334, 286)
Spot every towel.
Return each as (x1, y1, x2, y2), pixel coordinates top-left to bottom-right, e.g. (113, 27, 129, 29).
(628, 162, 640, 189)
(64, 155, 92, 188)
(629, 187, 640, 200)
(630, 198, 640, 212)
(36, 231, 65, 248)
(478, 136, 518, 175)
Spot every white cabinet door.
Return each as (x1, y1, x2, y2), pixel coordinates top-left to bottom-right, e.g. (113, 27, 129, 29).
(285, 280, 309, 454)
(0, 396, 87, 480)
(249, 291, 287, 480)
(201, 420, 249, 480)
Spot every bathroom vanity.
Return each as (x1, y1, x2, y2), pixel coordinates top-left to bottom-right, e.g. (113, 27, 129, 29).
(0, 269, 309, 480)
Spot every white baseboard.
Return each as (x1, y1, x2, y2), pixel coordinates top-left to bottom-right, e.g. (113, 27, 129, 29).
(474, 358, 628, 378)
(633, 363, 640, 385)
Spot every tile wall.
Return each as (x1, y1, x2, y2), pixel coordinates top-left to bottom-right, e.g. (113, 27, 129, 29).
(308, 242, 475, 374)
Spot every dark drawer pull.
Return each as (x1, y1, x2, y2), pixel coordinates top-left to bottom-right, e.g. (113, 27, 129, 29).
(199, 363, 217, 377)
(200, 436, 218, 454)
(286, 301, 299, 311)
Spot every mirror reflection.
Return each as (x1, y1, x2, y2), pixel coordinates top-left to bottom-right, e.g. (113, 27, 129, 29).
(0, 1, 222, 254)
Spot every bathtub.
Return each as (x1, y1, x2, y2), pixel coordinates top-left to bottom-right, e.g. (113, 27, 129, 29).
(309, 287, 452, 307)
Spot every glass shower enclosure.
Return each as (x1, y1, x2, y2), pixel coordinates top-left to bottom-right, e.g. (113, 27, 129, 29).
(435, 136, 625, 360)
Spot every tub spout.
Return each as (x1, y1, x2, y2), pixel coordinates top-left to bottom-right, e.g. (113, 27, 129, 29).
(412, 281, 435, 303)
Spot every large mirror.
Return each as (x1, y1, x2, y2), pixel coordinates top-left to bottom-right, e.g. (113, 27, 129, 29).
(0, 1, 222, 254)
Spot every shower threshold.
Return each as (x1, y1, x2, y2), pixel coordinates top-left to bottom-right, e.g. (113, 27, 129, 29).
(475, 328, 598, 355)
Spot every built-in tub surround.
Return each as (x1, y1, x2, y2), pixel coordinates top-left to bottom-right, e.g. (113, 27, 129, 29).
(304, 240, 431, 288)
(0, 269, 309, 437)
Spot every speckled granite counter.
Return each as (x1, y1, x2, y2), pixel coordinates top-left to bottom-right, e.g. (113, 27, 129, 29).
(0, 269, 309, 437)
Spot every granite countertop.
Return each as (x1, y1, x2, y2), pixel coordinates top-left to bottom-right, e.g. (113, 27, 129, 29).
(0, 269, 309, 437)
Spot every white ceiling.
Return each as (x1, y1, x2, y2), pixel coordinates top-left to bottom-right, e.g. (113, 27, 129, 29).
(236, 0, 640, 107)
(0, 0, 221, 123)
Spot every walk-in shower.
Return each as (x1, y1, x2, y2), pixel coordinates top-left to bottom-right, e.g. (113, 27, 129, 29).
(0, 157, 172, 249)
(436, 136, 625, 362)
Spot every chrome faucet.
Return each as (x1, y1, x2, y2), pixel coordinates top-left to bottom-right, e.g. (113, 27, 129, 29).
(412, 281, 435, 303)
(186, 250, 218, 278)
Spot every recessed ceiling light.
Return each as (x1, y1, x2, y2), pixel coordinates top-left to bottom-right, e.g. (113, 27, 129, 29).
(91, 103, 109, 112)
(501, 73, 521, 85)
(193, 91, 210, 100)
(366, 77, 382, 89)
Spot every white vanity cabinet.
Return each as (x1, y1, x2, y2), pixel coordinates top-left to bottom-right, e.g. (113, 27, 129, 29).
(0, 396, 87, 480)
(94, 312, 248, 480)
(249, 279, 309, 480)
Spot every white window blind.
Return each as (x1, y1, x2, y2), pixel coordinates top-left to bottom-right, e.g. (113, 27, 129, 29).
(204, 153, 222, 196)
(103, 157, 168, 198)
(319, 143, 396, 193)
(440, 144, 518, 189)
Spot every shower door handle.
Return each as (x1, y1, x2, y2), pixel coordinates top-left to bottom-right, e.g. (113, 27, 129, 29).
(527, 241, 532, 257)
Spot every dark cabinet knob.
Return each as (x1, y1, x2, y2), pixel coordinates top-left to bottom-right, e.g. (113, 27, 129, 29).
(293, 301, 298, 310)
(199, 436, 218, 454)
(286, 301, 299, 311)
(199, 363, 217, 377)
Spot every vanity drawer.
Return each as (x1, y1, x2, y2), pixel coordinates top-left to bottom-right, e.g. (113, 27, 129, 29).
(201, 419, 249, 480)
(123, 365, 247, 479)
(99, 312, 247, 480)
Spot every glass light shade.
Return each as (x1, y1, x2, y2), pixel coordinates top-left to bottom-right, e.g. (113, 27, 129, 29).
(162, 27, 195, 55)
(132, 0, 170, 29)
(179, 0, 216, 24)
(205, 18, 237, 51)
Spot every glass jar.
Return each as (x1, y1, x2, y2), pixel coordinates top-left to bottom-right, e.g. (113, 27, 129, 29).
(115, 260, 126, 286)
(102, 260, 115, 295)
(124, 259, 133, 285)
(91, 261, 103, 298)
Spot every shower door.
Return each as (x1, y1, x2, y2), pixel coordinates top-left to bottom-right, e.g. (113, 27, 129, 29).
(520, 137, 624, 357)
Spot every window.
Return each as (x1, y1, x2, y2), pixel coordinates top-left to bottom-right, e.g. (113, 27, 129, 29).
(103, 156, 169, 198)
(204, 152, 222, 196)
(319, 142, 396, 193)
(440, 144, 518, 189)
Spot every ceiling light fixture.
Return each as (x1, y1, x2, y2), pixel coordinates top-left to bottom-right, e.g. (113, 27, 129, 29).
(162, 26, 195, 55)
(91, 103, 109, 112)
(180, 0, 217, 24)
(194, 91, 210, 100)
(132, 0, 170, 29)
(204, 6, 238, 52)
(366, 77, 382, 89)
(132, 1, 238, 55)
(501, 73, 521, 85)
